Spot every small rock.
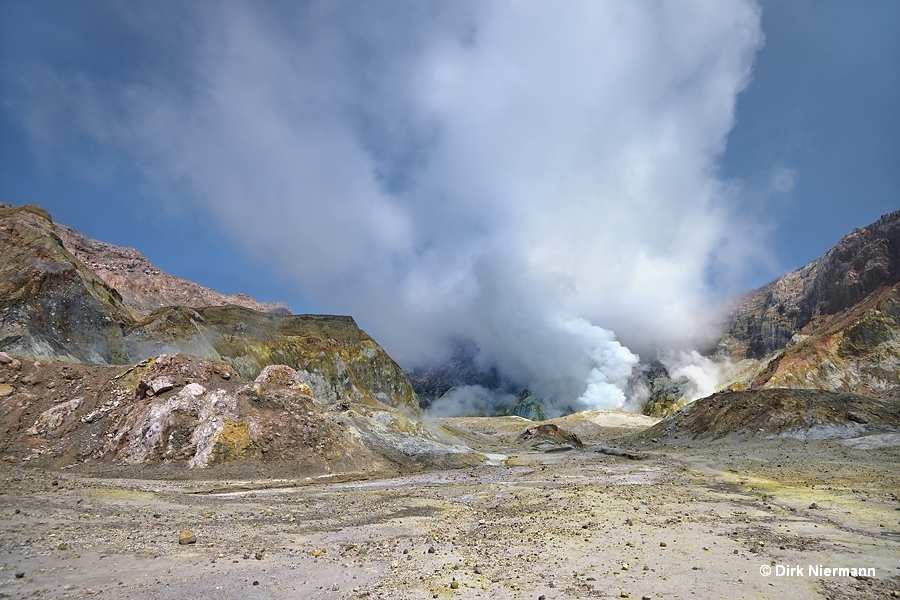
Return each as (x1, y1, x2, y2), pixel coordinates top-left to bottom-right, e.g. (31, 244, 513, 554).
(148, 376, 176, 395)
(427, 546, 435, 554)
(659, 542, 667, 548)
(255, 551, 264, 560)
(620, 592, 629, 598)
(847, 411, 869, 424)
(252, 581, 259, 586)
(0, 383, 13, 397)
(622, 563, 630, 571)
(808, 502, 818, 509)
(178, 530, 197, 545)
(15, 571, 25, 579)
(450, 581, 459, 589)
(57, 543, 68, 550)
(0, 351, 17, 366)
(625, 518, 633, 526)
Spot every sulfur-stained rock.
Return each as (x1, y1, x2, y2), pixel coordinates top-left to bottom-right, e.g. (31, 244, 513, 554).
(0, 204, 134, 363)
(178, 530, 197, 545)
(254, 365, 302, 387)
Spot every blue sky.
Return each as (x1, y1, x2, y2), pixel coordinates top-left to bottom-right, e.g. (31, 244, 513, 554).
(1, 1, 897, 410)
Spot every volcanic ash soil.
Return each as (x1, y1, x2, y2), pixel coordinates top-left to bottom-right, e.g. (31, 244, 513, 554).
(2, 417, 900, 600)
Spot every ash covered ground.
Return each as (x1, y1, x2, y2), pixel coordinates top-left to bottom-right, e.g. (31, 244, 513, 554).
(2, 414, 898, 600)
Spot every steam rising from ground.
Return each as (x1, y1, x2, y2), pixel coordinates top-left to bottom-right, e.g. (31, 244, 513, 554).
(663, 351, 733, 402)
(11, 1, 765, 413)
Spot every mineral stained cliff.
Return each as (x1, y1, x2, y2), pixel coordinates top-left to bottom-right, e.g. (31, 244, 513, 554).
(0, 203, 476, 474)
(716, 210, 900, 399)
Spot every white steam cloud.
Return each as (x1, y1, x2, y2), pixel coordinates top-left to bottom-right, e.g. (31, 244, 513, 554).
(662, 350, 731, 402)
(11, 1, 765, 412)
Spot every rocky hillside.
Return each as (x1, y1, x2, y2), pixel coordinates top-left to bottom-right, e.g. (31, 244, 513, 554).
(715, 211, 900, 400)
(54, 221, 290, 316)
(635, 388, 900, 443)
(717, 210, 900, 361)
(0, 202, 479, 474)
(0, 204, 134, 364)
(0, 352, 477, 476)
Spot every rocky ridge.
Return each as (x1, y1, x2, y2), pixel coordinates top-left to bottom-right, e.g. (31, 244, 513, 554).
(642, 211, 900, 415)
(717, 210, 900, 362)
(715, 211, 900, 399)
(0, 203, 477, 474)
(637, 388, 900, 444)
(54, 222, 291, 316)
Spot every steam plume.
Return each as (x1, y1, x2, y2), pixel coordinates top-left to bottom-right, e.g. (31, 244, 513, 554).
(11, 1, 765, 413)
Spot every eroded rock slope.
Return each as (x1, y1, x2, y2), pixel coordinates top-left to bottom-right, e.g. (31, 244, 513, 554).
(0, 203, 476, 474)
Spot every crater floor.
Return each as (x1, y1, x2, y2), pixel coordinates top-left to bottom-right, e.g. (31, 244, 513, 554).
(1, 418, 899, 600)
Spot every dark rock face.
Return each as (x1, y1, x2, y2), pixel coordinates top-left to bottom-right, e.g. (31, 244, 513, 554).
(407, 339, 509, 407)
(808, 212, 900, 316)
(643, 212, 900, 414)
(630, 361, 691, 418)
(718, 211, 900, 361)
(747, 284, 900, 397)
(0, 205, 134, 363)
(706, 211, 900, 401)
